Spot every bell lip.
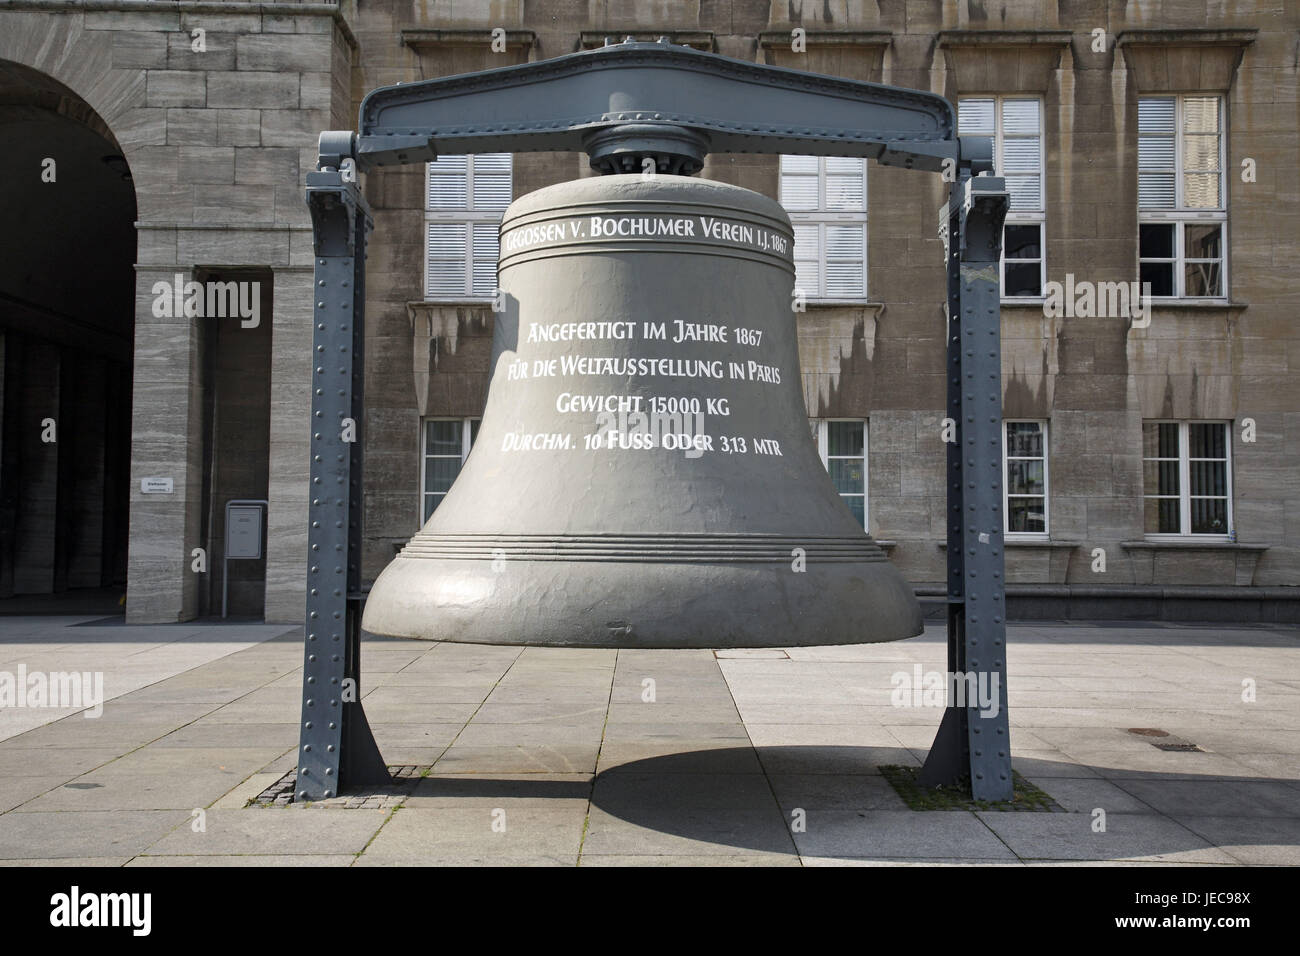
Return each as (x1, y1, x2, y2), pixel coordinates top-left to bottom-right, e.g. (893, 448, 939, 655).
(359, 553, 924, 649)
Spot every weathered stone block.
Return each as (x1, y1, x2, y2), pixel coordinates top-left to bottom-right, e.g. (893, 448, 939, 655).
(206, 72, 299, 108)
(166, 108, 219, 145)
(112, 31, 169, 69)
(234, 147, 300, 186)
(167, 30, 237, 70)
(191, 185, 278, 224)
(145, 70, 206, 107)
(175, 224, 289, 264)
(178, 146, 235, 184)
(236, 34, 333, 72)
(259, 108, 325, 146)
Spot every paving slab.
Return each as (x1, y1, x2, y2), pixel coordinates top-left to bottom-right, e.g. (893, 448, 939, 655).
(0, 747, 125, 777)
(601, 721, 748, 739)
(7, 719, 194, 750)
(368, 723, 466, 748)
(16, 770, 255, 812)
(581, 806, 797, 858)
(596, 740, 764, 774)
(143, 807, 390, 856)
(0, 810, 191, 860)
(766, 773, 911, 811)
(1170, 815, 1300, 865)
(975, 811, 1239, 863)
(358, 806, 586, 864)
(1020, 776, 1157, 814)
(127, 855, 357, 866)
(435, 742, 601, 774)
(149, 722, 299, 749)
(755, 744, 913, 775)
(361, 685, 495, 706)
(1110, 778, 1300, 818)
(592, 772, 776, 811)
(0, 858, 133, 866)
(1228, 752, 1300, 784)
(1068, 748, 1264, 780)
(802, 857, 1026, 866)
(0, 776, 68, 813)
(449, 721, 603, 747)
(790, 809, 1019, 861)
(580, 853, 801, 866)
(405, 774, 591, 809)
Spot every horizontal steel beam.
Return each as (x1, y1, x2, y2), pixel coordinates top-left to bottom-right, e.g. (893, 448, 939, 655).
(354, 40, 969, 174)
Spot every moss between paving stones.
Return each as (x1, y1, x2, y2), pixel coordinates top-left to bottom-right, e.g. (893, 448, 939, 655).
(880, 765, 1063, 812)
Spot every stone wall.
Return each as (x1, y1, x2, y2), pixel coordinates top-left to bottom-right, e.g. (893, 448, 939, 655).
(2, 0, 1295, 624)
(0, 3, 354, 622)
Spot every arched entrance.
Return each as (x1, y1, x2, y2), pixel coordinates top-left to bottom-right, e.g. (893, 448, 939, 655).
(0, 59, 136, 608)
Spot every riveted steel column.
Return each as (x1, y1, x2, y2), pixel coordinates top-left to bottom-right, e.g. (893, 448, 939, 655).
(921, 171, 1011, 801)
(297, 165, 388, 801)
(957, 174, 1012, 801)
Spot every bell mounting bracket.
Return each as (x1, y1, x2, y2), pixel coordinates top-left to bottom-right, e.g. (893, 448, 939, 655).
(300, 39, 1012, 802)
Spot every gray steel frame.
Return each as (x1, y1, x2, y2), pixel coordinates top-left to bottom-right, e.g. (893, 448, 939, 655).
(298, 39, 1012, 802)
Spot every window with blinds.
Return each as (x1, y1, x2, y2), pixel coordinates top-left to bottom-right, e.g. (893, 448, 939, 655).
(421, 417, 480, 523)
(809, 419, 868, 528)
(958, 97, 1045, 299)
(425, 153, 512, 300)
(779, 155, 867, 301)
(1137, 96, 1226, 299)
(1003, 421, 1048, 535)
(1141, 421, 1231, 535)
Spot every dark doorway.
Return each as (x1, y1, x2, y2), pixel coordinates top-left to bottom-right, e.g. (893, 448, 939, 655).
(197, 269, 273, 618)
(0, 60, 136, 608)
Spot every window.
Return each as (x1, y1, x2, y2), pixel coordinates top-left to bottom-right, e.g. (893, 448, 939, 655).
(421, 417, 480, 522)
(958, 97, 1045, 299)
(1003, 421, 1048, 535)
(779, 155, 867, 301)
(810, 419, 867, 528)
(425, 153, 512, 300)
(1138, 96, 1226, 298)
(1142, 421, 1231, 536)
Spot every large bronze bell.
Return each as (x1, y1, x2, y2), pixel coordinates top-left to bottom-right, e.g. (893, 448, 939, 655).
(362, 174, 923, 648)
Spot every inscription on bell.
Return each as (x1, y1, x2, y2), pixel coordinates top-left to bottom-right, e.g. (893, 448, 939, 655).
(502, 212, 789, 256)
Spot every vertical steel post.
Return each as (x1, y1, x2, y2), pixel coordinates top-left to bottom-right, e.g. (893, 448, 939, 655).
(920, 170, 1013, 801)
(297, 151, 389, 801)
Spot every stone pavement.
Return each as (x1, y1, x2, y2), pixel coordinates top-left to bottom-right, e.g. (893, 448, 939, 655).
(0, 615, 1296, 866)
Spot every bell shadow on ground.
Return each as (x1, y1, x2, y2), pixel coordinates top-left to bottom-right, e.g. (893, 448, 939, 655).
(408, 745, 1300, 862)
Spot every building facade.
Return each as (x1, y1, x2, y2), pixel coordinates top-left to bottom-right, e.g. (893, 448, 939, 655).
(0, 0, 1296, 624)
